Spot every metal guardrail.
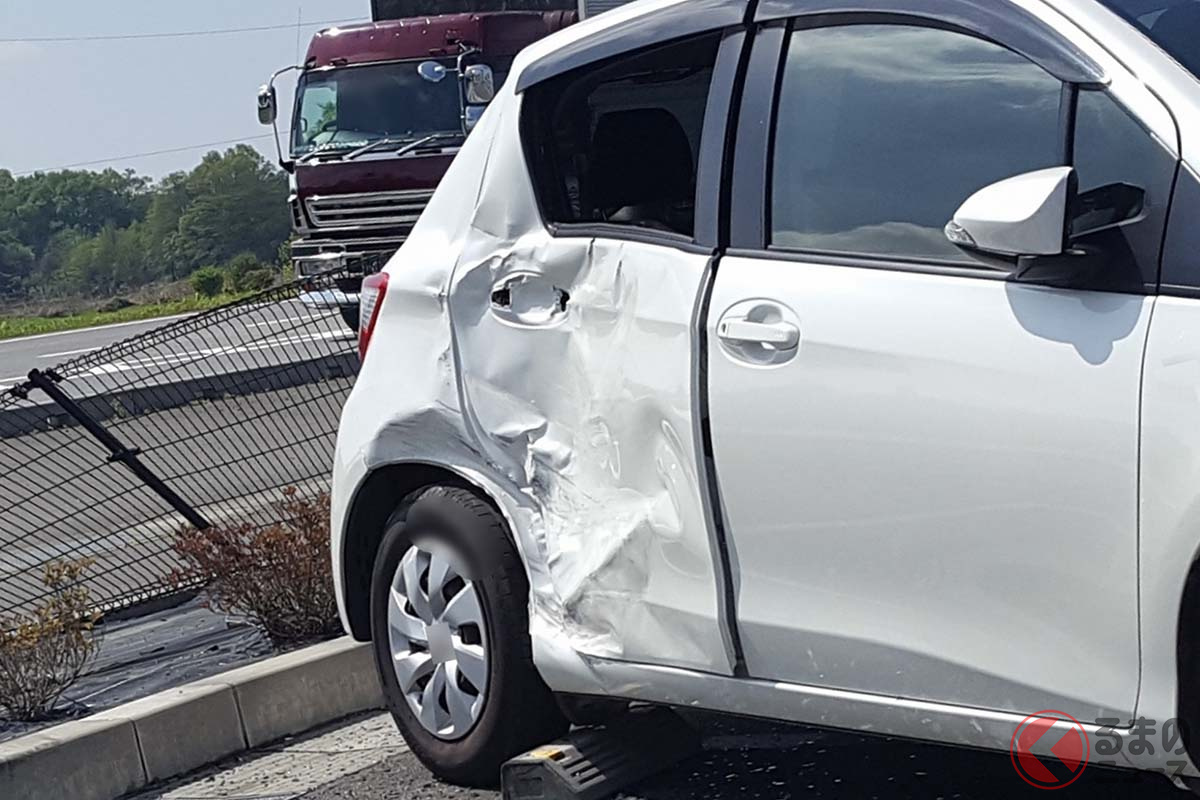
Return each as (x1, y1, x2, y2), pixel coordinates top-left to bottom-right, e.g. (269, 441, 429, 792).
(0, 272, 359, 616)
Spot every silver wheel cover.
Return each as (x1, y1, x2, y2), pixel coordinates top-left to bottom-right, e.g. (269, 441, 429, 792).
(387, 540, 489, 740)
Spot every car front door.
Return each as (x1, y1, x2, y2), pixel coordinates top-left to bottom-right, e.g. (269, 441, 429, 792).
(706, 9, 1176, 722)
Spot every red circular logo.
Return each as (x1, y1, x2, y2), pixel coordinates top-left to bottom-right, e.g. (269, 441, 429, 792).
(1010, 710, 1090, 790)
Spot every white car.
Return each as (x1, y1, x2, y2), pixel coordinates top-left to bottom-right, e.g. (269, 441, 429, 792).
(332, 0, 1200, 790)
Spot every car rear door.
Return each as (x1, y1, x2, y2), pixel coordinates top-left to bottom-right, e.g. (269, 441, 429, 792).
(704, 4, 1177, 722)
(449, 13, 751, 676)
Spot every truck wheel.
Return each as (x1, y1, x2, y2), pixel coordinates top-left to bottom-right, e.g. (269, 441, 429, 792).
(339, 304, 360, 333)
(369, 486, 566, 786)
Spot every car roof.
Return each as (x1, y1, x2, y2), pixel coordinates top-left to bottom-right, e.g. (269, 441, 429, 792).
(514, 0, 744, 93)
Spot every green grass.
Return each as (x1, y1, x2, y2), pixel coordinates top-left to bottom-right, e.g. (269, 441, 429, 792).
(0, 294, 240, 341)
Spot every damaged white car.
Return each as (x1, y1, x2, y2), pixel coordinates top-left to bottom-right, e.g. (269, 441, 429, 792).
(332, 0, 1200, 789)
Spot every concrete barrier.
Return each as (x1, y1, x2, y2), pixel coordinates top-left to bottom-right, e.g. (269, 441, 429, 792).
(0, 637, 384, 800)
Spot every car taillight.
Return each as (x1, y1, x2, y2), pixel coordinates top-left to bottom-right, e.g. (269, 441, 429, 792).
(358, 272, 389, 361)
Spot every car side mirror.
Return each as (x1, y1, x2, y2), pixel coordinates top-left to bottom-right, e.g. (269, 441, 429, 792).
(463, 64, 495, 104)
(257, 85, 277, 126)
(945, 166, 1075, 258)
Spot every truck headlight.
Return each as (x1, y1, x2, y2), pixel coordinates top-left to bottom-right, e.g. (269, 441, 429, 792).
(296, 254, 347, 277)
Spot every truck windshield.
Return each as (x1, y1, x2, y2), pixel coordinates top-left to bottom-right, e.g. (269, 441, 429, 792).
(292, 61, 462, 157)
(1097, 0, 1200, 79)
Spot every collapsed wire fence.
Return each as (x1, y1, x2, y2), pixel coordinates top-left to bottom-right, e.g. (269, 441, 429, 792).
(0, 271, 360, 618)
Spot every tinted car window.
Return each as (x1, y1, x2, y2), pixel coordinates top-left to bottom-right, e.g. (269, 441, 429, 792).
(1098, 0, 1200, 79)
(770, 24, 1064, 262)
(521, 35, 720, 237)
(1070, 89, 1177, 290)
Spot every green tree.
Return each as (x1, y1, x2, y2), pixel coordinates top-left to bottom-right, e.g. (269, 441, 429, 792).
(0, 233, 34, 297)
(29, 230, 86, 298)
(142, 172, 192, 280)
(175, 146, 289, 271)
(5, 169, 148, 257)
(0, 145, 291, 303)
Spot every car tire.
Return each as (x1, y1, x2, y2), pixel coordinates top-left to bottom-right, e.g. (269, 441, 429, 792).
(339, 304, 360, 333)
(369, 485, 567, 787)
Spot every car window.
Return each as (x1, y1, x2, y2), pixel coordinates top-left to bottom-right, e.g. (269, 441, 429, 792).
(521, 34, 721, 238)
(1070, 88, 1176, 289)
(1097, 0, 1200, 79)
(770, 24, 1064, 263)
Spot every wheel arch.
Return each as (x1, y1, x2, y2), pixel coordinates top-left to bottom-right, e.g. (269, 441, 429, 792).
(1179, 553, 1200, 763)
(340, 461, 507, 641)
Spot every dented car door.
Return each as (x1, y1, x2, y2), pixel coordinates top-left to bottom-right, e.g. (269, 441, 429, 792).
(444, 33, 738, 675)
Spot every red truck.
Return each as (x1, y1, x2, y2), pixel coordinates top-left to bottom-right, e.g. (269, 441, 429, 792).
(256, 2, 579, 330)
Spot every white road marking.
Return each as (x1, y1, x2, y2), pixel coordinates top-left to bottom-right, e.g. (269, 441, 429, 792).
(77, 330, 345, 379)
(39, 346, 101, 359)
(244, 315, 330, 328)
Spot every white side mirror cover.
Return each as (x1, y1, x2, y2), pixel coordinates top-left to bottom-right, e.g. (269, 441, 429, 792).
(946, 166, 1074, 257)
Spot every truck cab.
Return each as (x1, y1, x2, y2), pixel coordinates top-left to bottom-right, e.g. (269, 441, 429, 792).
(259, 8, 575, 330)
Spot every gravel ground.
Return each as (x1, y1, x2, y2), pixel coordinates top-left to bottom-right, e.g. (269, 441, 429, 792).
(130, 709, 1187, 800)
(130, 714, 407, 800)
(302, 757, 498, 800)
(298, 714, 1183, 800)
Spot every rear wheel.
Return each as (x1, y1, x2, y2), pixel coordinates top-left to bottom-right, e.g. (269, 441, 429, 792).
(369, 486, 566, 786)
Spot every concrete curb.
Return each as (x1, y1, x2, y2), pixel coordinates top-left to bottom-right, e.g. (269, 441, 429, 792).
(0, 637, 383, 800)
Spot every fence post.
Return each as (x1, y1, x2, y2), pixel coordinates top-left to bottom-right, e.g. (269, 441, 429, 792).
(26, 369, 211, 531)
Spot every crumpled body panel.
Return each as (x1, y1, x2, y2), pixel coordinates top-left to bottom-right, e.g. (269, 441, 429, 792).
(449, 230, 725, 671)
(333, 41, 732, 677)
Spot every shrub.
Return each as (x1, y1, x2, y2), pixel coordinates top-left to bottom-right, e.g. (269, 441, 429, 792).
(224, 252, 267, 293)
(171, 488, 340, 643)
(190, 266, 225, 298)
(0, 559, 101, 722)
(237, 268, 276, 293)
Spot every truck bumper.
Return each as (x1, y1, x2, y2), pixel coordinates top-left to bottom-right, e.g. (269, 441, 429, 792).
(292, 236, 405, 280)
(299, 288, 360, 309)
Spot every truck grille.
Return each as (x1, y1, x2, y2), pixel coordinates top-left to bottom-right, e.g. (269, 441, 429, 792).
(305, 189, 434, 230)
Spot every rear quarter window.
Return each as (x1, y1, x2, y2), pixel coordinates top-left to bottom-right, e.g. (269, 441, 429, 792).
(520, 34, 721, 238)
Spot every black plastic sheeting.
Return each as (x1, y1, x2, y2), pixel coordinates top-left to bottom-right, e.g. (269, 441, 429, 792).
(0, 593, 275, 741)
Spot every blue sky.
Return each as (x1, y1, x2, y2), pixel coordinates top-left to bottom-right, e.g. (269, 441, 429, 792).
(0, 0, 366, 178)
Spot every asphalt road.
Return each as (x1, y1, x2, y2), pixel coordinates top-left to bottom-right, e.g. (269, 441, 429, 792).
(0, 313, 198, 389)
(0, 300, 352, 395)
(301, 714, 1182, 800)
(0, 290, 360, 620)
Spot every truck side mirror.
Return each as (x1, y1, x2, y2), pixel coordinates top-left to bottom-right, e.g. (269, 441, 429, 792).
(418, 61, 448, 83)
(463, 64, 495, 104)
(464, 105, 486, 132)
(257, 85, 278, 126)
